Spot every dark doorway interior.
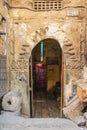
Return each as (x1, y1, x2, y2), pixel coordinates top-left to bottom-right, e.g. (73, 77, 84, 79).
(29, 38, 62, 118)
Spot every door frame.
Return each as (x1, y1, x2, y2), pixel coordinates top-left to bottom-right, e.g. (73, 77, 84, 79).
(29, 40, 64, 118)
(29, 54, 34, 117)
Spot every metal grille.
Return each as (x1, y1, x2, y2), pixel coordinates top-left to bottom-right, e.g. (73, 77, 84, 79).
(33, 0, 63, 10)
(0, 55, 7, 95)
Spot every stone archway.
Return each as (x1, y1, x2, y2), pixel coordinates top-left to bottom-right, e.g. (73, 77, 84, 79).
(29, 38, 63, 118)
(9, 24, 82, 118)
(25, 26, 65, 117)
(9, 25, 66, 117)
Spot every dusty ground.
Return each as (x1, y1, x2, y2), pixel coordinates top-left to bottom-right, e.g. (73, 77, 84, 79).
(0, 112, 87, 130)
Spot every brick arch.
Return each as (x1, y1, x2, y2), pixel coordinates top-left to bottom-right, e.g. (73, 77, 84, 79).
(14, 26, 65, 71)
(17, 25, 78, 81)
(26, 27, 77, 64)
(25, 27, 64, 61)
(16, 25, 78, 74)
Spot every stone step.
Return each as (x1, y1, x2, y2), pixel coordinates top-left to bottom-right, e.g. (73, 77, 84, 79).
(0, 112, 81, 130)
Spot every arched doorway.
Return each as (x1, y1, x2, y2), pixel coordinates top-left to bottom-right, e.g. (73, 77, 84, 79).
(29, 38, 62, 118)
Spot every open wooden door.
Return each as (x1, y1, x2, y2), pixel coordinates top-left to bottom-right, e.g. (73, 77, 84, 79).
(60, 52, 64, 117)
(29, 55, 34, 117)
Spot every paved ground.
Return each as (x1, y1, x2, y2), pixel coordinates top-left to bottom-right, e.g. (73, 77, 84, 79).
(0, 112, 87, 130)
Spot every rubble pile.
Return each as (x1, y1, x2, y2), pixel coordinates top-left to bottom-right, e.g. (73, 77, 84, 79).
(73, 112, 87, 128)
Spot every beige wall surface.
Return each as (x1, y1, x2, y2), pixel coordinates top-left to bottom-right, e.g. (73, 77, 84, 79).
(0, 0, 87, 117)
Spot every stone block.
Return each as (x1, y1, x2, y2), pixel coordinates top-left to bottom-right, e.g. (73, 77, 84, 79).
(84, 112, 87, 120)
(73, 116, 86, 126)
(2, 91, 22, 112)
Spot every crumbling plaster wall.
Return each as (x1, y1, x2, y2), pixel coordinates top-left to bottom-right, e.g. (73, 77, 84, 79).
(0, 0, 87, 117)
(0, 0, 9, 19)
(0, 0, 10, 94)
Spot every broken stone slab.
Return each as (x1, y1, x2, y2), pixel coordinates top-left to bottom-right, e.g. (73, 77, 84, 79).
(63, 97, 82, 119)
(2, 91, 22, 113)
(83, 112, 87, 127)
(83, 112, 87, 120)
(73, 116, 86, 126)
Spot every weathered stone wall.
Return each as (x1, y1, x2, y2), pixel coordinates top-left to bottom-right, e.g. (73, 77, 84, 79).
(0, 0, 87, 117)
(0, 0, 9, 95)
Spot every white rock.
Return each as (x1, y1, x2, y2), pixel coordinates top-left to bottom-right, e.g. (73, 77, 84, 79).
(73, 116, 86, 126)
(84, 112, 87, 120)
(2, 91, 22, 112)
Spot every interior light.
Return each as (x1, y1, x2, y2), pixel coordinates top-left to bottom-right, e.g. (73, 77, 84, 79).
(40, 42, 44, 62)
